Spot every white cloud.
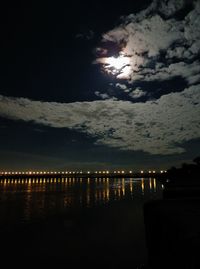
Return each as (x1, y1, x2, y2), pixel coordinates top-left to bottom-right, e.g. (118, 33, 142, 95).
(1, 1, 199, 158)
(96, 0, 200, 86)
(0, 84, 199, 155)
(115, 83, 128, 90)
(140, 61, 200, 84)
(115, 83, 133, 93)
(94, 91, 110, 99)
(129, 88, 147, 99)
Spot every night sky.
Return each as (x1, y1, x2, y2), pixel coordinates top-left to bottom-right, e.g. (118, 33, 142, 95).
(0, 0, 200, 171)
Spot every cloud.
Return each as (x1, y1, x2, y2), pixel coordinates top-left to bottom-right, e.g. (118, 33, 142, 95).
(96, 0, 200, 89)
(115, 83, 128, 91)
(94, 91, 110, 100)
(129, 88, 147, 99)
(0, 84, 199, 155)
(140, 61, 200, 85)
(157, 0, 190, 18)
(1, 1, 199, 159)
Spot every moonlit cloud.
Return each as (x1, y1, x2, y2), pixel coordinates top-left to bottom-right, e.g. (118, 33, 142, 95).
(96, 0, 200, 91)
(94, 91, 110, 100)
(129, 88, 147, 99)
(115, 83, 128, 91)
(0, 84, 199, 155)
(141, 61, 200, 84)
(1, 0, 200, 161)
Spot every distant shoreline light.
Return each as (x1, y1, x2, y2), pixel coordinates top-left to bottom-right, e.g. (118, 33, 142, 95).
(0, 170, 167, 176)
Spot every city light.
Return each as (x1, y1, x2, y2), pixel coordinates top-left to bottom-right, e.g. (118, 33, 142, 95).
(0, 168, 168, 177)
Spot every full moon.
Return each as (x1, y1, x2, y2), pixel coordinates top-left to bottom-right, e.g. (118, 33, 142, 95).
(105, 55, 130, 70)
(96, 53, 131, 79)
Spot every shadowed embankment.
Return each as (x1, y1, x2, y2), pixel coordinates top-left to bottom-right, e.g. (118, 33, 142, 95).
(144, 159, 200, 268)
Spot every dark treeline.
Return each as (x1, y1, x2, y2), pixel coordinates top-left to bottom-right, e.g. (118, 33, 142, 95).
(157, 156, 200, 186)
(167, 156, 200, 180)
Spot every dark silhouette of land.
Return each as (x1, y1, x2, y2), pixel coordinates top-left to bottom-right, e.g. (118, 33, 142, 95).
(157, 156, 200, 185)
(144, 157, 200, 268)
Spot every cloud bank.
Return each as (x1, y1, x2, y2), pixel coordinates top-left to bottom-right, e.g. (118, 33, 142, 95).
(0, 84, 199, 155)
(1, 0, 200, 158)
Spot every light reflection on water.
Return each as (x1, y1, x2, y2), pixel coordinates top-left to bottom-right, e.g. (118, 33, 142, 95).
(0, 177, 162, 224)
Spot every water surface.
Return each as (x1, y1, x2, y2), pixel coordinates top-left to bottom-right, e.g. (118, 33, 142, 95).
(0, 177, 162, 267)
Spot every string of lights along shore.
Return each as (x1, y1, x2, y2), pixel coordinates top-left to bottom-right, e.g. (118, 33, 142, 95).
(0, 170, 167, 177)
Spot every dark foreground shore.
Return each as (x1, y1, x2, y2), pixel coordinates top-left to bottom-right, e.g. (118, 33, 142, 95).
(144, 179, 200, 269)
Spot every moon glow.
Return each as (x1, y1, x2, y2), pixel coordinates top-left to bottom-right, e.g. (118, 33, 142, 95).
(96, 53, 131, 79)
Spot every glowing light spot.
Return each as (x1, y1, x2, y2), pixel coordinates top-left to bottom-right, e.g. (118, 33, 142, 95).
(105, 55, 130, 70)
(96, 53, 131, 78)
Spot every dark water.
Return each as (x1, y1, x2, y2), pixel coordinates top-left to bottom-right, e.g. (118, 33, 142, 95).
(0, 177, 163, 267)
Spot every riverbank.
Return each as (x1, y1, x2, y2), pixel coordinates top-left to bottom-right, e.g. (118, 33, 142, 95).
(144, 171, 200, 268)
